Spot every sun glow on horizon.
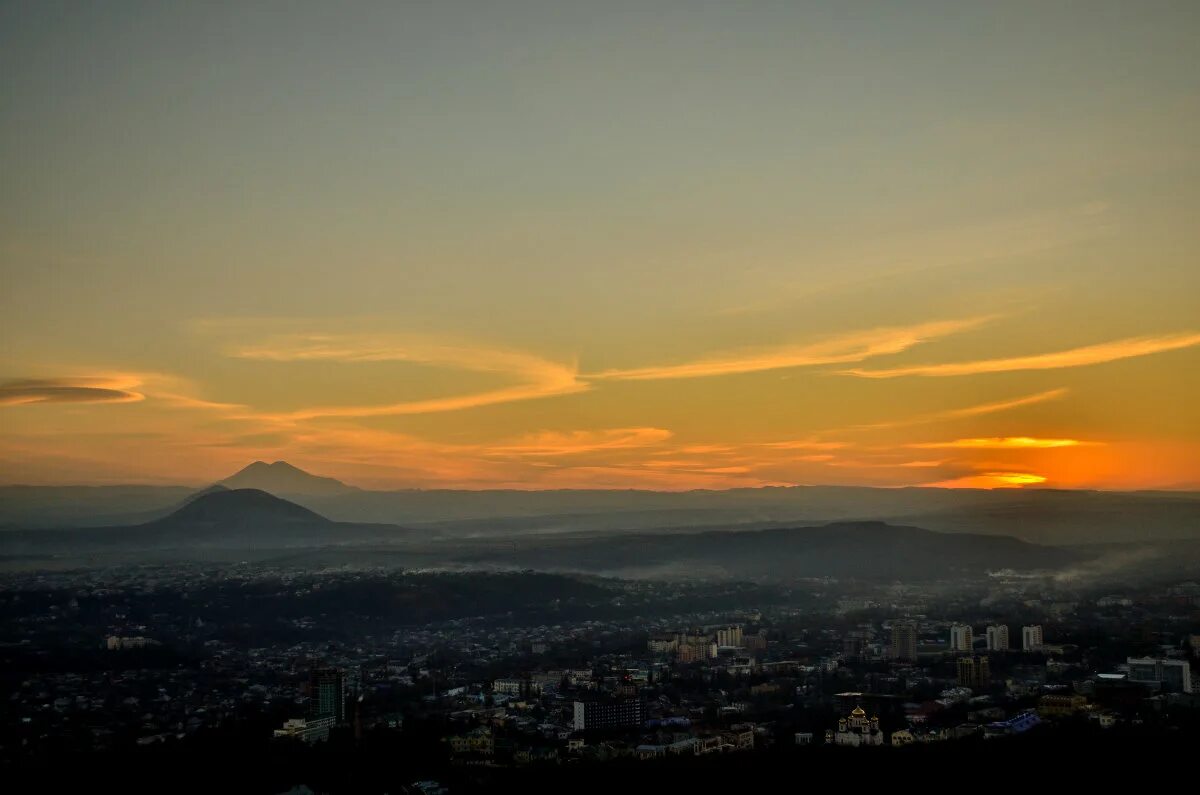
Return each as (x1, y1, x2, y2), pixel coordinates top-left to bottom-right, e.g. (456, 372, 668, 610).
(911, 437, 1094, 450)
(924, 472, 1049, 489)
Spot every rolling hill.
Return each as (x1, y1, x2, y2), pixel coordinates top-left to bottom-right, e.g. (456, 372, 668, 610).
(446, 520, 1082, 580)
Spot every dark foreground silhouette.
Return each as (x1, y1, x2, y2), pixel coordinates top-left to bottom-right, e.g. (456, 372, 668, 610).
(7, 717, 1197, 794)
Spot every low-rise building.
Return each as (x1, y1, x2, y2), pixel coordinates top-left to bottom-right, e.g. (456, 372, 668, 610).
(827, 706, 884, 747)
(273, 716, 335, 744)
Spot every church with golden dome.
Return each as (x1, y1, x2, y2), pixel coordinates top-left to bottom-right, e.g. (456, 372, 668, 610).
(826, 705, 884, 747)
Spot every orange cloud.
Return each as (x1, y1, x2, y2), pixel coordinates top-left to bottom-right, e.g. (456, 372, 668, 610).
(524, 464, 783, 491)
(640, 460, 753, 474)
(942, 388, 1070, 419)
(153, 392, 247, 412)
(848, 388, 1069, 431)
(233, 334, 586, 420)
(825, 458, 946, 468)
(844, 332, 1200, 378)
(674, 444, 737, 454)
(910, 437, 1094, 449)
(589, 317, 993, 381)
(762, 439, 849, 450)
(487, 427, 672, 457)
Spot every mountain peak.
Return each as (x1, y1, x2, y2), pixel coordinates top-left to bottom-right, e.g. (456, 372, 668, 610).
(151, 488, 330, 526)
(218, 461, 357, 497)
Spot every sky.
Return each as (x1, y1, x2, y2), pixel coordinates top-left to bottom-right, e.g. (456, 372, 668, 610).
(1, 1, 1198, 490)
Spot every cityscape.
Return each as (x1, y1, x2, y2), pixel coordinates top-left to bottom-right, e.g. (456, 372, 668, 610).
(2, 539, 1198, 790)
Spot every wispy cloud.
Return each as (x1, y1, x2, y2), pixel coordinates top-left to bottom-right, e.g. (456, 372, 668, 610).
(221, 423, 776, 491)
(153, 392, 247, 412)
(940, 388, 1070, 419)
(849, 388, 1069, 431)
(822, 457, 946, 469)
(641, 460, 752, 474)
(762, 439, 848, 450)
(910, 437, 1095, 449)
(487, 427, 672, 457)
(844, 332, 1200, 378)
(588, 317, 993, 381)
(264, 378, 585, 421)
(233, 334, 586, 420)
(0, 376, 145, 406)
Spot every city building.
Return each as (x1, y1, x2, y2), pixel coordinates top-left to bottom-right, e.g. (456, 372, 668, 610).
(986, 624, 1009, 651)
(273, 716, 335, 744)
(827, 706, 884, 747)
(983, 711, 1040, 738)
(647, 634, 679, 654)
(1022, 625, 1044, 652)
(889, 620, 918, 661)
(309, 667, 346, 724)
(843, 635, 866, 660)
(448, 727, 494, 756)
(716, 626, 743, 648)
(492, 678, 543, 698)
(1038, 694, 1088, 717)
(572, 699, 644, 732)
(1127, 657, 1193, 693)
(743, 632, 768, 653)
(949, 624, 973, 652)
(104, 636, 157, 650)
(677, 638, 717, 663)
(956, 656, 990, 690)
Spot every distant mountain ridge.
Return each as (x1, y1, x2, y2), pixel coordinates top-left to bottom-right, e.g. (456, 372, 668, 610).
(217, 461, 357, 497)
(452, 520, 1081, 580)
(4, 485, 1197, 583)
(1, 462, 1197, 544)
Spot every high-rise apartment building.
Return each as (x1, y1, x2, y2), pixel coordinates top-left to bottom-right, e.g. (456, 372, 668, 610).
(717, 626, 743, 648)
(1022, 625, 1044, 652)
(309, 667, 346, 724)
(957, 655, 991, 689)
(986, 624, 1010, 651)
(950, 624, 974, 652)
(889, 621, 918, 661)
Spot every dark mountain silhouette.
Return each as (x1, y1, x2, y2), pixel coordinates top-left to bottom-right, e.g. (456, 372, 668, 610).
(147, 488, 330, 527)
(163, 483, 229, 513)
(218, 461, 357, 497)
(451, 521, 1082, 580)
(185, 483, 229, 500)
(0, 489, 415, 557)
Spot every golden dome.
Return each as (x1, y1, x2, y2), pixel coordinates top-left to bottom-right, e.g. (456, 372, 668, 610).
(851, 706, 866, 716)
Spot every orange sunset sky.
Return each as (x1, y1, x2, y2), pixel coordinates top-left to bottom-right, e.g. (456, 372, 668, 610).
(2, 3, 1198, 491)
